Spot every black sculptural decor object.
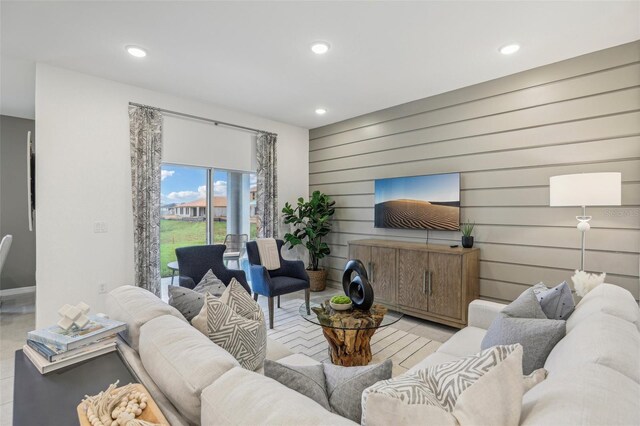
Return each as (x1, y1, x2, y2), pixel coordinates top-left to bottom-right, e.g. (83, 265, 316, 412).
(342, 259, 375, 311)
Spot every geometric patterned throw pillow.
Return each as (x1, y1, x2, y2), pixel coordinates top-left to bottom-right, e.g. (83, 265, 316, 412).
(361, 344, 524, 426)
(219, 278, 262, 321)
(204, 293, 267, 371)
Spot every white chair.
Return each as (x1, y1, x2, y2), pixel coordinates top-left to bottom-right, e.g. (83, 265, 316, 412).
(0, 235, 13, 275)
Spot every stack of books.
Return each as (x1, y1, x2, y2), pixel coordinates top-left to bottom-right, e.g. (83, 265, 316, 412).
(23, 315, 126, 374)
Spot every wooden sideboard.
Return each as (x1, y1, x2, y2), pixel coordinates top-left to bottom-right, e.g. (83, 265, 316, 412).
(347, 239, 480, 328)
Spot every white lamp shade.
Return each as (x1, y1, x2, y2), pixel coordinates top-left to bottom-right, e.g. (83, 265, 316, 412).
(549, 173, 621, 206)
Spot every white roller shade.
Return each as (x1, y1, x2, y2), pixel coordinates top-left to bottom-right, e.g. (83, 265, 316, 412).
(163, 114, 256, 171)
(549, 173, 621, 206)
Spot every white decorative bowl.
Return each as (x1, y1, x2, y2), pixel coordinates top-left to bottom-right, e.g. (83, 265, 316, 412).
(330, 301, 353, 311)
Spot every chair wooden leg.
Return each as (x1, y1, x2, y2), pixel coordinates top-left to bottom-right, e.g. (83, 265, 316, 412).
(277, 296, 280, 308)
(305, 288, 311, 315)
(253, 293, 258, 302)
(268, 297, 274, 329)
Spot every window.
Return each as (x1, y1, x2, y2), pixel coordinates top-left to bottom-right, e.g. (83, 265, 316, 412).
(160, 163, 257, 278)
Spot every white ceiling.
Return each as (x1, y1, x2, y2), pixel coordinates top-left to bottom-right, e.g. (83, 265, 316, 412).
(1, 1, 639, 128)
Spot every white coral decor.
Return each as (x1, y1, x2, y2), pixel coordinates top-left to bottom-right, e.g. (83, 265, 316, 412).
(571, 270, 606, 297)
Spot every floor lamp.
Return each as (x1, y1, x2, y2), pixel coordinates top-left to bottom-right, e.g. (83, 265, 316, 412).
(549, 172, 621, 271)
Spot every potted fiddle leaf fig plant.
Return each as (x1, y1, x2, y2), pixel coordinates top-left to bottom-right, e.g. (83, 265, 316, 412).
(461, 221, 475, 248)
(282, 191, 336, 291)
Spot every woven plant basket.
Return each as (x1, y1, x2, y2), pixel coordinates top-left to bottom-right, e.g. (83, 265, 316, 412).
(307, 268, 328, 292)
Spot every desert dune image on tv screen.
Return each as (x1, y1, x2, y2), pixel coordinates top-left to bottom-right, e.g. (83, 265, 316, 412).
(374, 173, 460, 231)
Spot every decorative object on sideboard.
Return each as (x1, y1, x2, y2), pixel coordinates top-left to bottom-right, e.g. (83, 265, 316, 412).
(57, 302, 91, 331)
(461, 221, 475, 248)
(550, 172, 621, 271)
(282, 190, 336, 291)
(571, 270, 606, 298)
(342, 259, 374, 310)
(78, 381, 167, 426)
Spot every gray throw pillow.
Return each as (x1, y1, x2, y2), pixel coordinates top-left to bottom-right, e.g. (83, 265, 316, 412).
(481, 314, 565, 374)
(532, 281, 575, 320)
(502, 284, 548, 319)
(264, 359, 392, 423)
(263, 360, 330, 410)
(168, 286, 205, 321)
(324, 359, 393, 422)
(194, 269, 226, 296)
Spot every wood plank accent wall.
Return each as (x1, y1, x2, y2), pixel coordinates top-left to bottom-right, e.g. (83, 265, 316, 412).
(309, 41, 640, 303)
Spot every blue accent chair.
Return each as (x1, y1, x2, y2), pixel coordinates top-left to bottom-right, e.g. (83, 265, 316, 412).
(246, 239, 310, 329)
(175, 245, 251, 294)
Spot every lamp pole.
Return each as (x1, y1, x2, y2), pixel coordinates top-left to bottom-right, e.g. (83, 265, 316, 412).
(576, 205, 591, 271)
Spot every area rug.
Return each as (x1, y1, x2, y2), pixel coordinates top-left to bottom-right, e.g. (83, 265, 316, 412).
(258, 297, 446, 376)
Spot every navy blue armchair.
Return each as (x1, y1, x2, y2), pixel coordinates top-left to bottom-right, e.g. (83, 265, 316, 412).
(175, 245, 251, 294)
(246, 239, 310, 329)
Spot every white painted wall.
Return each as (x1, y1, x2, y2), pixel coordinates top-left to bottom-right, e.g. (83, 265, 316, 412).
(35, 64, 309, 327)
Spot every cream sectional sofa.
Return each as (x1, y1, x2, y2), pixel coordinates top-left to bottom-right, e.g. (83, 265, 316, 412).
(106, 284, 640, 425)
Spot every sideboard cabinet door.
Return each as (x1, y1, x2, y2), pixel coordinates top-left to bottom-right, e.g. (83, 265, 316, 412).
(370, 247, 397, 305)
(397, 249, 429, 311)
(427, 252, 462, 320)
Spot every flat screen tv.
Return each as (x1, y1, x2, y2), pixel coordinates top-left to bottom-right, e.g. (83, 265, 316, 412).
(374, 173, 460, 231)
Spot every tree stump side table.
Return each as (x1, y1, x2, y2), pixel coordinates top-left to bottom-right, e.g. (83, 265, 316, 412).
(300, 297, 403, 367)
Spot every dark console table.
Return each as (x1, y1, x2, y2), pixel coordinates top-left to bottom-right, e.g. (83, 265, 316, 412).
(12, 349, 138, 426)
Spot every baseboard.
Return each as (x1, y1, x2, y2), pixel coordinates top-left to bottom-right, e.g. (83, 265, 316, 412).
(0, 286, 36, 298)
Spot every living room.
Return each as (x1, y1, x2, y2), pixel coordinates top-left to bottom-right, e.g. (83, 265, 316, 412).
(1, 1, 639, 425)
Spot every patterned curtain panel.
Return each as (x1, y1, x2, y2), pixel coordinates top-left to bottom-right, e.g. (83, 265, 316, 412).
(256, 132, 279, 238)
(129, 105, 163, 296)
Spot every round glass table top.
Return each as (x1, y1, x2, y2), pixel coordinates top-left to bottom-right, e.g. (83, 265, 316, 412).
(299, 294, 403, 330)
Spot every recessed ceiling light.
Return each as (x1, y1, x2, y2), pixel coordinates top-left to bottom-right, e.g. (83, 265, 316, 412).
(311, 41, 330, 55)
(499, 44, 520, 55)
(126, 46, 147, 58)
(315, 108, 327, 115)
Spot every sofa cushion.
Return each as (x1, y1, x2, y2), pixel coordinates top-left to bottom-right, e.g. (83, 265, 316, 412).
(116, 339, 189, 426)
(218, 278, 262, 320)
(263, 360, 331, 411)
(324, 360, 393, 423)
(544, 312, 640, 383)
(532, 281, 575, 320)
(168, 286, 206, 322)
(139, 315, 240, 424)
(436, 326, 485, 357)
(521, 364, 640, 426)
(567, 283, 639, 333)
(264, 359, 392, 423)
(105, 285, 186, 351)
(481, 315, 565, 374)
(201, 367, 357, 425)
(204, 293, 267, 371)
(362, 345, 525, 426)
(193, 269, 226, 295)
(503, 284, 548, 319)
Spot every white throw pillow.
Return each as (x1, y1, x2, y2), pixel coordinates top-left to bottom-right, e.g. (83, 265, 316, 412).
(362, 344, 525, 426)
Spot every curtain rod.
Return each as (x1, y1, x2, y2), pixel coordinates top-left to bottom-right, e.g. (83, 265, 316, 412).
(128, 102, 275, 136)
